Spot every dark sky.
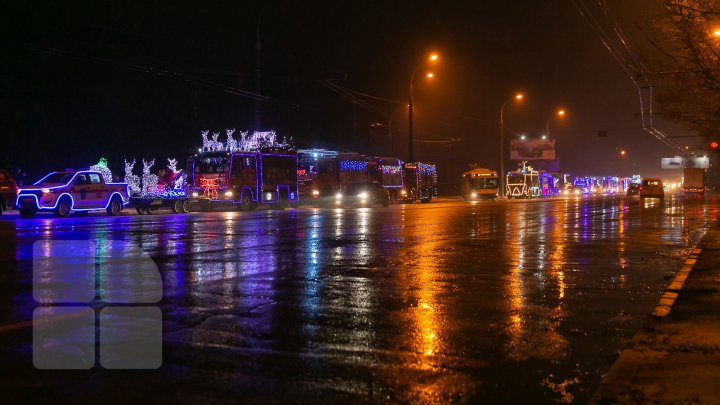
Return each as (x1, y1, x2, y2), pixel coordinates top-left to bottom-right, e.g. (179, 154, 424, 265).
(0, 0, 695, 184)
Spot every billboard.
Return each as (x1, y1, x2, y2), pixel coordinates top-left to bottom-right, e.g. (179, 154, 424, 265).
(661, 156, 709, 169)
(510, 139, 556, 161)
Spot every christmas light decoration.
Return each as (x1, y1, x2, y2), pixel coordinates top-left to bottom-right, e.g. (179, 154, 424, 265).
(380, 165, 403, 175)
(124, 159, 141, 195)
(167, 158, 178, 174)
(340, 160, 367, 172)
(90, 157, 113, 183)
(226, 129, 238, 152)
(142, 159, 160, 194)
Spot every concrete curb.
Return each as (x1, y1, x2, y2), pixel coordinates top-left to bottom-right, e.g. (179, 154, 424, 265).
(591, 227, 720, 404)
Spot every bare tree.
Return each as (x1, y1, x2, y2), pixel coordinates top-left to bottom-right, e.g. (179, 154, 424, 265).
(651, 1, 720, 136)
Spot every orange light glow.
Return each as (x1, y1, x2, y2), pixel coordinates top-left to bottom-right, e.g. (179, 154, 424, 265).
(426, 72, 434, 78)
(515, 93, 524, 100)
(429, 53, 439, 61)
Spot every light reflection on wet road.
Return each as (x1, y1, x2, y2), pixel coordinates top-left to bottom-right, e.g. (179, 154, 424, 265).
(0, 194, 718, 402)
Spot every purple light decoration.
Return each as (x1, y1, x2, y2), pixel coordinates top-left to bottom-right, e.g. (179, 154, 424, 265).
(340, 160, 367, 172)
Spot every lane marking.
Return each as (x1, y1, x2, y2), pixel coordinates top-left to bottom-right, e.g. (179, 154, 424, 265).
(652, 249, 703, 317)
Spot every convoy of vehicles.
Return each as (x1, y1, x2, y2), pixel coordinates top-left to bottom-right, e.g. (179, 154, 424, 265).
(2, 128, 714, 219)
(15, 170, 130, 218)
(297, 149, 437, 205)
(0, 169, 18, 216)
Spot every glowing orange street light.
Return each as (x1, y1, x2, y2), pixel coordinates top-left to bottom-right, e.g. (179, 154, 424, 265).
(546, 108, 568, 137)
(409, 52, 441, 162)
(713, 29, 720, 37)
(499, 92, 525, 198)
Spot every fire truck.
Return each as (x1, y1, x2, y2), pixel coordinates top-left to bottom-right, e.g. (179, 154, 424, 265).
(188, 149, 298, 211)
(298, 150, 410, 203)
(399, 162, 438, 203)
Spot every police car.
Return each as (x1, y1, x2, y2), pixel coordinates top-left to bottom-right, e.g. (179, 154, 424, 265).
(15, 170, 130, 218)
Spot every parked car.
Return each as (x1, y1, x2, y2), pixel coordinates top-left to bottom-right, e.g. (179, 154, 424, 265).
(335, 181, 390, 207)
(640, 178, 664, 199)
(0, 169, 19, 215)
(15, 170, 130, 218)
(626, 183, 640, 196)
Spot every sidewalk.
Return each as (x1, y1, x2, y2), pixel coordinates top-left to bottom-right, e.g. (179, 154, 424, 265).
(592, 226, 720, 403)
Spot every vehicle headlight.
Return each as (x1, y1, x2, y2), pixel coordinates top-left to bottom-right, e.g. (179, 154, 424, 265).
(358, 192, 368, 199)
(471, 192, 477, 198)
(265, 192, 273, 200)
(41, 188, 52, 194)
(312, 189, 320, 196)
(563, 190, 569, 195)
(574, 189, 580, 195)
(224, 190, 233, 197)
(192, 191, 199, 197)
(335, 193, 343, 199)
(401, 189, 407, 195)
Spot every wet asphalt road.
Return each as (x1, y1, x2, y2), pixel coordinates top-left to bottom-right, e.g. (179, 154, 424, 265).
(0, 194, 718, 403)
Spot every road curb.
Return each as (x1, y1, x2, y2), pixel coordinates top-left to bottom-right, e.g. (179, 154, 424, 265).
(591, 227, 720, 404)
(651, 248, 702, 317)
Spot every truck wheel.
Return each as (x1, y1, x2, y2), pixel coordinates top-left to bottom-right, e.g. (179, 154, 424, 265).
(240, 192, 254, 211)
(136, 207, 146, 215)
(55, 198, 72, 218)
(172, 200, 183, 214)
(181, 199, 191, 213)
(0, 201, 4, 215)
(20, 207, 36, 219)
(421, 195, 432, 204)
(106, 197, 123, 216)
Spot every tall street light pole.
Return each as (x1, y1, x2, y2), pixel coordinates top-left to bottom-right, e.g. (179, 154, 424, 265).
(408, 53, 438, 163)
(545, 108, 567, 137)
(499, 93, 524, 198)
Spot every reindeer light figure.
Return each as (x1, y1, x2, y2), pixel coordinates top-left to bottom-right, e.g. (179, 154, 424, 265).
(142, 159, 159, 194)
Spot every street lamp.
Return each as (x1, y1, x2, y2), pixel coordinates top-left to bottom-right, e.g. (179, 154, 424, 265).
(408, 53, 439, 163)
(499, 93, 524, 198)
(545, 108, 567, 137)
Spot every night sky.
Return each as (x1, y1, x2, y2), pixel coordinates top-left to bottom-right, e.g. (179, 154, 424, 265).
(0, 1, 695, 188)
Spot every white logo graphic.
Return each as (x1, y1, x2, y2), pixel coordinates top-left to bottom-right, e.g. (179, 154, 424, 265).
(33, 240, 163, 369)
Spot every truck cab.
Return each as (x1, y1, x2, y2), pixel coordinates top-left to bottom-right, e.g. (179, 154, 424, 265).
(15, 170, 130, 218)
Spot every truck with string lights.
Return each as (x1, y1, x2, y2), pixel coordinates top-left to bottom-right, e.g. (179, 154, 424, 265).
(398, 162, 437, 203)
(506, 162, 541, 199)
(187, 130, 298, 211)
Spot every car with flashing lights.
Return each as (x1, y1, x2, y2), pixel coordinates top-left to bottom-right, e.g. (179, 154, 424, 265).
(335, 181, 390, 207)
(0, 169, 19, 216)
(15, 170, 130, 218)
(639, 177, 664, 200)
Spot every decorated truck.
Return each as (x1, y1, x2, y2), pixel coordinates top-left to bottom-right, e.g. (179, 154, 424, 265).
(298, 149, 438, 204)
(399, 162, 437, 203)
(15, 170, 130, 218)
(188, 131, 298, 210)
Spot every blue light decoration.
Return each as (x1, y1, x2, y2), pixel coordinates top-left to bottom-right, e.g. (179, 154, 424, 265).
(340, 160, 367, 172)
(16, 170, 130, 212)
